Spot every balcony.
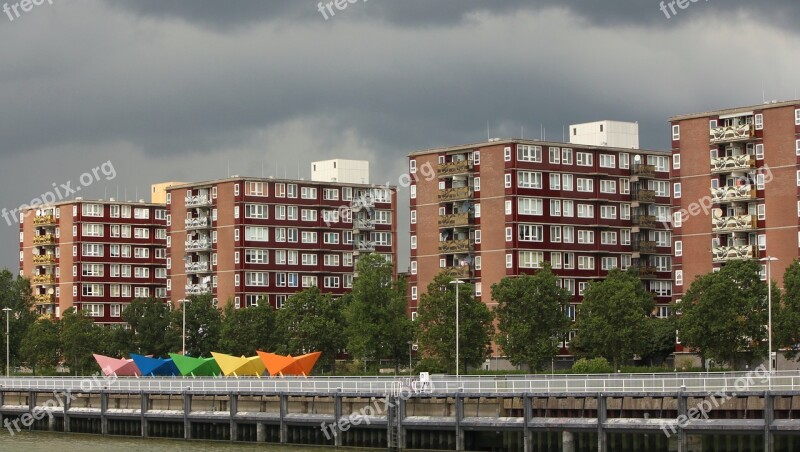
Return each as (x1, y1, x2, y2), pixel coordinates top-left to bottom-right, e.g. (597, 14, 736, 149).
(351, 196, 375, 211)
(631, 164, 656, 179)
(711, 155, 756, 174)
(185, 261, 210, 274)
(632, 241, 657, 254)
(632, 190, 656, 204)
(712, 214, 757, 233)
(354, 219, 376, 231)
(185, 284, 212, 295)
(33, 215, 56, 226)
(713, 245, 754, 263)
(632, 266, 658, 279)
(438, 160, 472, 176)
(185, 217, 211, 230)
(185, 239, 212, 252)
(439, 213, 472, 228)
(33, 255, 56, 266)
(33, 234, 55, 246)
(439, 239, 473, 254)
(33, 294, 54, 305)
(31, 274, 55, 285)
(355, 241, 377, 252)
(711, 185, 756, 204)
(185, 195, 212, 207)
(632, 215, 657, 228)
(438, 187, 472, 202)
(442, 266, 471, 279)
(710, 124, 755, 144)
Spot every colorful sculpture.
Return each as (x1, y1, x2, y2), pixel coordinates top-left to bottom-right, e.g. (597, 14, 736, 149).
(210, 352, 266, 377)
(257, 351, 321, 377)
(169, 353, 222, 377)
(92, 354, 141, 377)
(130, 354, 180, 377)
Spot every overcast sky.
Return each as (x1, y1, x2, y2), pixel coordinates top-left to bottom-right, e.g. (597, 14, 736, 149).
(1, 0, 799, 271)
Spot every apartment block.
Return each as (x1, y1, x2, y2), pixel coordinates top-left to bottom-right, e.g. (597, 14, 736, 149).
(408, 138, 675, 336)
(19, 199, 169, 323)
(670, 100, 800, 298)
(166, 175, 396, 309)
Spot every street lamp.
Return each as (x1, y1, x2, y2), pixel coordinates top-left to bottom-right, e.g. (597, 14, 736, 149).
(2, 307, 12, 377)
(760, 256, 778, 373)
(449, 280, 465, 377)
(179, 299, 190, 355)
(407, 341, 413, 376)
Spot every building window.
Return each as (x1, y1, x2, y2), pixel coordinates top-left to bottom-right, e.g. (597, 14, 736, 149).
(675, 240, 682, 257)
(504, 174, 512, 188)
(411, 286, 418, 300)
(550, 226, 562, 243)
(756, 144, 764, 160)
(601, 257, 618, 271)
(599, 180, 616, 194)
(504, 227, 512, 242)
(518, 171, 542, 189)
(561, 174, 573, 191)
(577, 178, 594, 193)
(504, 146, 512, 161)
(563, 226, 574, 243)
(518, 224, 544, 242)
(474, 177, 481, 192)
(562, 200, 574, 217)
(519, 251, 544, 269)
(600, 231, 617, 245)
(518, 198, 543, 215)
(600, 205, 616, 219)
(549, 147, 561, 164)
(83, 303, 104, 317)
(758, 204, 766, 220)
(578, 256, 595, 270)
(674, 183, 681, 198)
(82, 204, 103, 217)
(561, 148, 573, 165)
(576, 152, 593, 167)
(673, 153, 680, 170)
(505, 254, 513, 268)
(550, 200, 561, 217)
(474, 256, 481, 271)
(517, 145, 542, 162)
(577, 230, 594, 244)
(675, 270, 683, 286)
(599, 154, 615, 168)
(672, 125, 680, 140)
(755, 113, 763, 130)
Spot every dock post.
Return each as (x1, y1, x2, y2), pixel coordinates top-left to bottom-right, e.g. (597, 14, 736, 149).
(677, 389, 687, 452)
(279, 394, 288, 444)
(597, 394, 607, 452)
(229, 392, 237, 442)
(139, 391, 147, 438)
(64, 390, 72, 433)
(183, 390, 191, 440)
(100, 390, 108, 435)
(455, 394, 464, 451)
(764, 391, 774, 452)
(334, 393, 343, 447)
(523, 394, 532, 452)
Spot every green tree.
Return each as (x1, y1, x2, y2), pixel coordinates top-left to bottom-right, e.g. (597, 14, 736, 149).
(60, 308, 98, 375)
(776, 259, 800, 361)
(219, 298, 277, 357)
(572, 269, 654, 370)
(0, 271, 37, 371)
(345, 253, 413, 373)
(123, 298, 177, 356)
(679, 260, 767, 370)
(274, 287, 348, 374)
(20, 318, 60, 375)
(640, 316, 677, 367)
(492, 265, 571, 372)
(416, 273, 494, 374)
(172, 294, 221, 357)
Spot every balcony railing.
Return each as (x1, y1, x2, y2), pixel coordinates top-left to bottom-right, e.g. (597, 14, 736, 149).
(185, 284, 212, 295)
(354, 219, 376, 231)
(185, 239, 212, 252)
(711, 185, 756, 204)
(439, 239, 473, 254)
(351, 196, 375, 211)
(185, 217, 211, 230)
(632, 241, 657, 254)
(439, 213, 472, 228)
(185, 261, 210, 274)
(438, 160, 472, 176)
(712, 214, 757, 233)
(33, 234, 55, 245)
(632, 215, 657, 228)
(442, 266, 471, 279)
(33, 294, 54, 305)
(710, 124, 755, 144)
(711, 155, 755, 173)
(355, 241, 377, 252)
(632, 190, 656, 203)
(438, 187, 472, 202)
(33, 215, 56, 226)
(632, 164, 656, 179)
(31, 274, 55, 285)
(712, 245, 754, 263)
(185, 195, 212, 207)
(33, 255, 56, 266)
(632, 266, 658, 279)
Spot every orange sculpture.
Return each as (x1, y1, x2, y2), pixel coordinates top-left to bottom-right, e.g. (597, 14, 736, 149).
(257, 351, 321, 377)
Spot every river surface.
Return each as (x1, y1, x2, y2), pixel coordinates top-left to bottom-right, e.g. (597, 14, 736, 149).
(0, 431, 342, 451)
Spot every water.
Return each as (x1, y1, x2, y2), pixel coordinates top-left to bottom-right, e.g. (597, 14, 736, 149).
(0, 432, 339, 451)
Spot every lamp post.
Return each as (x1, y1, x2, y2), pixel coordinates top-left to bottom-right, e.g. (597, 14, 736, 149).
(449, 280, 465, 377)
(179, 299, 189, 355)
(3, 307, 12, 377)
(760, 256, 778, 373)
(407, 341, 413, 376)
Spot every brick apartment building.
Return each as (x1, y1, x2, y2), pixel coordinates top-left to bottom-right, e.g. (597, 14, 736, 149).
(19, 199, 168, 323)
(166, 166, 397, 309)
(670, 100, 800, 298)
(408, 129, 675, 347)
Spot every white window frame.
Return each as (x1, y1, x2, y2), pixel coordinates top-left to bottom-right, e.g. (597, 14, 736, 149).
(672, 124, 680, 140)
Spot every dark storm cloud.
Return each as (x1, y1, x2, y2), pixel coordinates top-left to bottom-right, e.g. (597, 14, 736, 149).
(106, 0, 800, 29)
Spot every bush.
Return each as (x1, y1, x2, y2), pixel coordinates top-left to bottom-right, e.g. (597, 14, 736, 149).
(415, 357, 448, 374)
(571, 357, 613, 374)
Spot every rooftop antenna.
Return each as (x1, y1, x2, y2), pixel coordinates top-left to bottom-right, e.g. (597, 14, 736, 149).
(563, 125, 565, 142)
(135, 187, 138, 201)
(227, 160, 230, 178)
(521, 126, 524, 139)
(116, 186, 119, 200)
(487, 121, 490, 141)
(297, 162, 300, 179)
(540, 124, 543, 140)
